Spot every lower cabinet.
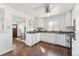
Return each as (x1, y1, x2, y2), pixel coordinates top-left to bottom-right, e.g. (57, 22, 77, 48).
(40, 33, 56, 44)
(31, 33, 40, 45)
(26, 33, 70, 48)
(48, 33, 56, 44)
(56, 34, 66, 46)
(41, 33, 70, 48)
(56, 34, 70, 48)
(26, 33, 40, 46)
(26, 34, 32, 46)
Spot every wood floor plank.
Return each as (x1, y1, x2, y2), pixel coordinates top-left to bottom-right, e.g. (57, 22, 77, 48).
(1, 38, 70, 56)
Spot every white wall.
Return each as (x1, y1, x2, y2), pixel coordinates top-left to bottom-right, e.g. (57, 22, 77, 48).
(0, 4, 34, 55)
(72, 4, 79, 56)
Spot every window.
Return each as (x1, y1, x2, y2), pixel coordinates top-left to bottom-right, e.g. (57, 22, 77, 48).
(48, 21, 58, 31)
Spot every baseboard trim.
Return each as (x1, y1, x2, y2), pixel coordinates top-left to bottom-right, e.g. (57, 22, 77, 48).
(0, 48, 14, 55)
(31, 41, 40, 47)
(15, 38, 70, 49)
(40, 41, 70, 49)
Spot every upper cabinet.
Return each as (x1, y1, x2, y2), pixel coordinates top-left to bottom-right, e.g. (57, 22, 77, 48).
(38, 18, 44, 28)
(34, 17, 44, 28)
(27, 18, 35, 31)
(0, 8, 4, 31)
(65, 11, 72, 26)
(28, 19, 34, 27)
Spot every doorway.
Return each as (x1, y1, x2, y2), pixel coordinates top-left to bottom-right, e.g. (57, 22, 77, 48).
(12, 24, 17, 38)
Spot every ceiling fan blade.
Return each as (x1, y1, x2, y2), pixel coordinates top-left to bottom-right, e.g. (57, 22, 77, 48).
(33, 5, 44, 10)
(44, 4, 56, 13)
(49, 4, 56, 11)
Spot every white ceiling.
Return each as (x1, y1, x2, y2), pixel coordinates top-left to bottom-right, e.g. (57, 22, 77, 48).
(4, 3, 75, 18)
(12, 15, 25, 24)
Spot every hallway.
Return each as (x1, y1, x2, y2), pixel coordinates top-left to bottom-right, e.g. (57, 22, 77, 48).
(2, 38, 70, 56)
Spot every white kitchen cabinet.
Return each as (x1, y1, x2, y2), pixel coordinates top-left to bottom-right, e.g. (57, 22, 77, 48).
(26, 33, 40, 46)
(34, 18, 44, 28)
(56, 34, 66, 46)
(65, 12, 72, 26)
(40, 33, 56, 44)
(26, 34, 32, 46)
(26, 33, 70, 48)
(38, 18, 44, 27)
(28, 18, 44, 30)
(56, 34, 70, 48)
(46, 33, 56, 44)
(27, 18, 35, 32)
(41, 33, 70, 47)
(40, 33, 46, 41)
(31, 33, 40, 45)
(43, 33, 48, 42)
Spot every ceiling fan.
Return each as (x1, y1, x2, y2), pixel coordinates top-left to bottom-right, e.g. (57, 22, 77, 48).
(34, 4, 56, 13)
(44, 4, 51, 13)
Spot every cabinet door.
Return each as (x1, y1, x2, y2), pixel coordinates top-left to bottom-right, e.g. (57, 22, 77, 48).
(65, 12, 72, 26)
(56, 34, 66, 46)
(47, 33, 56, 44)
(31, 34, 40, 45)
(41, 33, 48, 42)
(40, 33, 45, 41)
(38, 19, 44, 27)
(32, 34, 37, 45)
(26, 34, 32, 46)
(41, 33, 56, 44)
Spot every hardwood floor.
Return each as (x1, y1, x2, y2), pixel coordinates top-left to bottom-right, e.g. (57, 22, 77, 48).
(1, 38, 70, 56)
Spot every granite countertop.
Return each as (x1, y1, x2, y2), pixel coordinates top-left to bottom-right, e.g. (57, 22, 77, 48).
(27, 30, 74, 34)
